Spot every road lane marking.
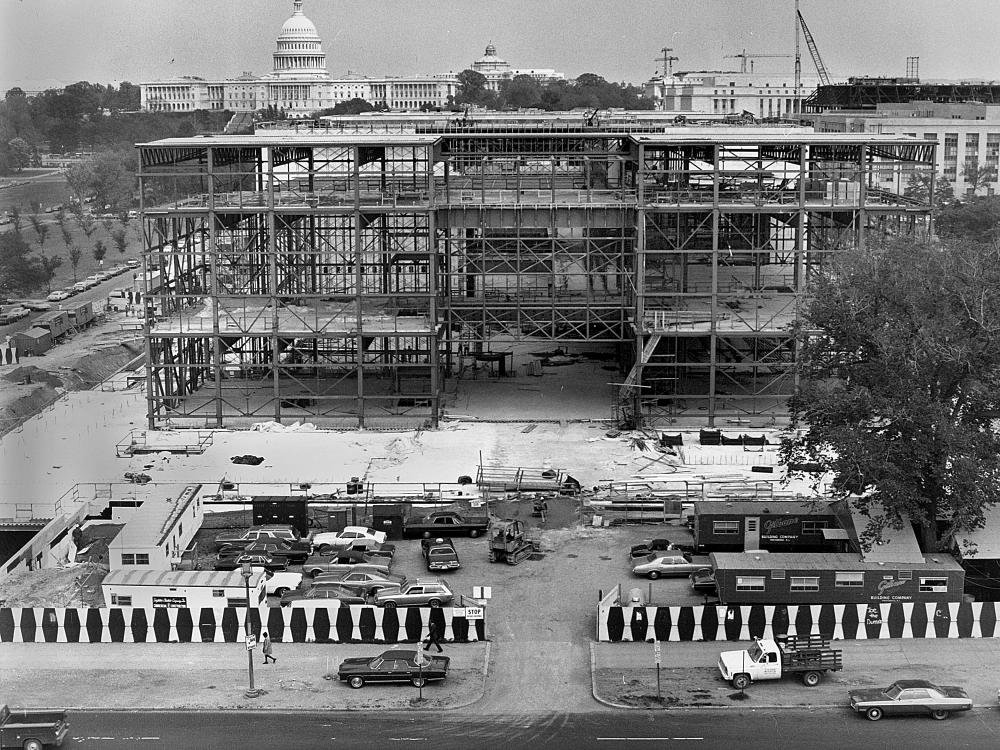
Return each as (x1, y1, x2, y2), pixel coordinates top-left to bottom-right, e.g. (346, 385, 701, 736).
(596, 739, 703, 742)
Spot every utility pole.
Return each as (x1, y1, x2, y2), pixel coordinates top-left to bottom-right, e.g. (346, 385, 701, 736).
(657, 47, 679, 77)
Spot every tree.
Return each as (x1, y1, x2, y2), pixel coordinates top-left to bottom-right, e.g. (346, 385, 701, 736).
(68, 244, 82, 282)
(75, 212, 97, 239)
(315, 98, 376, 116)
(499, 75, 543, 110)
(0, 229, 44, 293)
(92, 239, 107, 264)
(29, 214, 49, 252)
(65, 161, 94, 206)
(39, 254, 62, 292)
(780, 237, 1000, 552)
(455, 69, 496, 108)
(111, 226, 128, 256)
(7, 137, 31, 171)
(935, 196, 1000, 244)
(9, 206, 21, 232)
(962, 164, 995, 196)
(904, 172, 953, 208)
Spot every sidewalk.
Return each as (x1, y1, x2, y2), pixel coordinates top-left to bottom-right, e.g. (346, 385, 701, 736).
(592, 639, 1000, 710)
(0, 641, 489, 711)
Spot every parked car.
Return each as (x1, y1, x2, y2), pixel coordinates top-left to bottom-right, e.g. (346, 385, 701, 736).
(125, 258, 140, 268)
(46, 290, 71, 302)
(342, 539, 396, 558)
(258, 569, 302, 597)
(631, 552, 702, 579)
(337, 649, 450, 689)
(20, 300, 52, 312)
(421, 537, 461, 571)
(213, 525, 307, 552)
(403, 511, 490, 539)
(279, 586, 366, 607)
(311, 526, 387, 554)
(629, 538, 682, 560)
(0, 307, 30, 324)
(303, 549, 392, 578)
(373, 578, 453, 608)
(849, 680, 973, 721)
(214, 552, 288, 572)
(719, 635, 843, 689)
(240, 540, 309, 565)
(313, 570, 408, 598)
(690, 567, 718, 594)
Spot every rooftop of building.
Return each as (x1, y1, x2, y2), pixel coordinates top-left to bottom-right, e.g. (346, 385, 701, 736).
(693, 500, 834, 516)
(709, 551, 963, 571)
(102, 568, 264, 588)
(112, 484, 202, 549)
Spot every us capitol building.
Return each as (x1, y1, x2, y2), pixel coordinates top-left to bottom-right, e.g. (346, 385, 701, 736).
(140, 0, 564, 115)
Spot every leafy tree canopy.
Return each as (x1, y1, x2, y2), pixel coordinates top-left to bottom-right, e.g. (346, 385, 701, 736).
(936, 196, 1000, 244)
(781, 237, 1000, 551)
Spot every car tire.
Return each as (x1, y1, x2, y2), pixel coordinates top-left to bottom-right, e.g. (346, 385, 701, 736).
(411, 676, 427, 688)
(422, 531, 431, 539)
(274, 588, 289, 598)
(384, 601, 397, 609)
(308, 569, 323, 578)
(348, 676, 365, 689)
(647, 571, 660, 580)
(428, 599, 441, 608)
(801, 671, 821, 687)
(317, 544, 331, 554)
(470, 529, 479, 538)
(731, 673, 750, 690)
(865, 707, 883, 721)
(23, 740, 44, 750)
(930, 709, 949, 721)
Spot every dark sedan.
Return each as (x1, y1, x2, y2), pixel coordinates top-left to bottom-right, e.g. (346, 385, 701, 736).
(279, 586, 366, 607)
(337, 649, 450, 689)
(241, 541, 309, 565)
(214, 552, 288, 572)
(629, 538, 679, 560)
(690, 567, 718, 594)
(849, 680, 973, 721)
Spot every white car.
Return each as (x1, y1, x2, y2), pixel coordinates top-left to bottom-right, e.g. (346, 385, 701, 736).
(47, 290, 71, 302)
(257, 568, 302, 597)
(311, 526, 387, 553)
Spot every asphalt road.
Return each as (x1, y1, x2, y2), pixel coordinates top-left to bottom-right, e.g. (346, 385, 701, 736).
(66, 708, 999, 750)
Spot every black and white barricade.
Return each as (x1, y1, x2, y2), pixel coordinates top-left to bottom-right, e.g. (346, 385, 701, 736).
(0, 604, 486, 643)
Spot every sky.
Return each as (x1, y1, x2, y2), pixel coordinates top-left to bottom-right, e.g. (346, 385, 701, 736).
(1, 0, 998, 92)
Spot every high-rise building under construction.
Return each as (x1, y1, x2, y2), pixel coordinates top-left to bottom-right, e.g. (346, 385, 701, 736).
(137, 112, 934, 429)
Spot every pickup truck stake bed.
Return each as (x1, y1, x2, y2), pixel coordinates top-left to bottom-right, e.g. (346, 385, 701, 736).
(0, 704, 69, 750)
(718, 635, 843, 689)
(403, 511, 490, 539)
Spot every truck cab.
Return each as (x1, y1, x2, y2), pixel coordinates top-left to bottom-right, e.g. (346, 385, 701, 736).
(718, 638, 783, 684)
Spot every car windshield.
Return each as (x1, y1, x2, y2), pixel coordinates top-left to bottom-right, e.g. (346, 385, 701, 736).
(644, 553, 658, 562)
(884, 684, 903, 699)
(747, 641, 764, 662)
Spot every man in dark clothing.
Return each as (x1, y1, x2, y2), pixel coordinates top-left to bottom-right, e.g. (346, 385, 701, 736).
(423, 620, 443, 653)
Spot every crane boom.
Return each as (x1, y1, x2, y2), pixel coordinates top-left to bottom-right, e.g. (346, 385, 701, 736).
(797, 10, 831, 86)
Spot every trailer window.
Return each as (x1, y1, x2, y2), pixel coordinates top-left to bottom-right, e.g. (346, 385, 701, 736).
(919, 577, 948, 593)
(111, 595, 132, 606)
(789, 577, 819, 592)
(121, 554, 136, 565)
(800, 521, 829, 535)
(212, 589, 225, 597)
(714, 521, 739, 535)
(135, 553, 150, 565)
(736, 576, 765, 591)
(835, 572, 864, 587)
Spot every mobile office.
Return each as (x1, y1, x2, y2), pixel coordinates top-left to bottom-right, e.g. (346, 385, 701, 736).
(102, 568, 266, 608)
(66, 300, 94, 328)
(710, 551, 965, 606)
(691, 500, 842, 553)
(10, 328, 52, 356)
(32, 310, 71, 340)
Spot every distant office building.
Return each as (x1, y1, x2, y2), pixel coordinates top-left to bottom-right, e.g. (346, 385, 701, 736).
(643, 70, 822, 118)
(808, 101, 1000, 198)
(470, 43, 566, 91)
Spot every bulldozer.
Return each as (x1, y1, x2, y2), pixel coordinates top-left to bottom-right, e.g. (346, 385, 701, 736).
(488, 519, 536, 565)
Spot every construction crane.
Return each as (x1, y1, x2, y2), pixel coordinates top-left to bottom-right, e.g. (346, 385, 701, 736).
(797, 9, 831, 85)
(656, 47, 679, 77)
(724, 49, 792, 74)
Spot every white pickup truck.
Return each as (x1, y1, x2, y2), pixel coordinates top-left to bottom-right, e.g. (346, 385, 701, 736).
(718, 635, 843, 689)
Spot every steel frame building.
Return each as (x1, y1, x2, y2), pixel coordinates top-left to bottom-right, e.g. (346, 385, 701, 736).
(137, 116, 933, 429)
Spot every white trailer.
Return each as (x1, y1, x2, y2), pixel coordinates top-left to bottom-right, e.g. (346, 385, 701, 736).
(102, 569, 265, 609)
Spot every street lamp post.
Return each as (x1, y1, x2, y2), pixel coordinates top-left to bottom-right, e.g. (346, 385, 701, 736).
(241, 561, 262, 698)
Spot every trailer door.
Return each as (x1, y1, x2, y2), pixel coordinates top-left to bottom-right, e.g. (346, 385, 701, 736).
(744, 517, 760, 550)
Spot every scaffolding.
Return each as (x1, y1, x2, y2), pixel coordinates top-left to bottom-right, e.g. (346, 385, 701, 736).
(137, 118, 933, 429)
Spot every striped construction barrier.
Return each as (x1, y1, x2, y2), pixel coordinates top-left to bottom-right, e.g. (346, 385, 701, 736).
(0, 606, 486, 644)
(599, 601, 1000, 642)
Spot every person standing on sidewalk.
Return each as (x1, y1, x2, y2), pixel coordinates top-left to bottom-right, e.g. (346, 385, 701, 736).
(423, 620, 443, 653)
(262, 632, 276, 664)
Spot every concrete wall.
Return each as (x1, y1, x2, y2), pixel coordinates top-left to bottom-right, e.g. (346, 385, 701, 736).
(0, 604, 487, 644)
(597, 600, 999, 641)
(0, 502, 97, 580)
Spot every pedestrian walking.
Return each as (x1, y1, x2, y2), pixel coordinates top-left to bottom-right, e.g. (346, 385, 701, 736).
(262, 632, 276, 664)
(423, 620, 443, 653)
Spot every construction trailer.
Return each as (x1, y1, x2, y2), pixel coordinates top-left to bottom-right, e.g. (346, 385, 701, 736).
(710, 551, 965, 606)
(66, 300, 95, 328)
(32, 310, 71, 341)
(102, 568, 266, 609)
(11, 328, 53, 356)
(691, 500, 843, 553)
(136, 114, 933, 429)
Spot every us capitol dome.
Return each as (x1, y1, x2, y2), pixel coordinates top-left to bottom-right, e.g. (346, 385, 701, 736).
(271, 0, 329, 79)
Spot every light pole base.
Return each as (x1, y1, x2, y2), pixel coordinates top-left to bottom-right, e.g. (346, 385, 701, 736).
(244, 688, 264, 698)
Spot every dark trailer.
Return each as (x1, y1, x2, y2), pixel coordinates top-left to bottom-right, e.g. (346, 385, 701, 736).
(710, 551, 965, 606)
(956, 504, 1000, 602)
(691, 500, 841, 553)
